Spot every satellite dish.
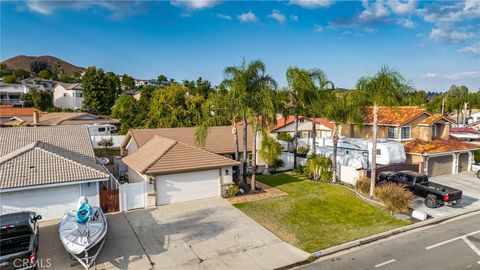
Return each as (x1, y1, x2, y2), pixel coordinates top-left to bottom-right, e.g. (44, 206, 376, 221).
(97, 157, 110, 165)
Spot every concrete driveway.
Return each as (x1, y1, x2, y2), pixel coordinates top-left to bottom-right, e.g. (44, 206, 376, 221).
(38, 198, 309, 269)
(412, 172, 480, 218)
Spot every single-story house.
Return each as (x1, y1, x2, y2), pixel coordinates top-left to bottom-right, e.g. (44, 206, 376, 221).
(0, 126, 110, 220)
(122, 136, 240, 205)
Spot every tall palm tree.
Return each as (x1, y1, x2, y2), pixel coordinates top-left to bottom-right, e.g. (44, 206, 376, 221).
(323, 90, 365, 182)
(283, 67, 319, 167)
(356, 66, 412, 196)
(223, 60, 276, 190)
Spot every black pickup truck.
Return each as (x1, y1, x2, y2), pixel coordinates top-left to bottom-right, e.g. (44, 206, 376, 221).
(0, 212, 42, 270)
(378, 170, 463, 208)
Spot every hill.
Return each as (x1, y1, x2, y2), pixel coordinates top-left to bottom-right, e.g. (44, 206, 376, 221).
(2, 55, 85, 75)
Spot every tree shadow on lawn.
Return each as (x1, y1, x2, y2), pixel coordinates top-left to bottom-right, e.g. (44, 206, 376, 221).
(257, 172, 305, 188)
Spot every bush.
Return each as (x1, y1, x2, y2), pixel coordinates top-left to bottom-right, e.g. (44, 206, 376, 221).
(475, 150, 480, 163)
(271, 159, 285, 170)
(374, 183, 414, 214)
(306, 154, 332, 181)
(224, 184, 240, 197)
(298, 146, 310, 155)
(277, 132, 293, 142)
(355, 176, 371, 195)
(295, 164, 307, 175)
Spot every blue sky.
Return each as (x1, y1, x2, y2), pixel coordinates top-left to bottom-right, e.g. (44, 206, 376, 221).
(1, 0, 479, 92)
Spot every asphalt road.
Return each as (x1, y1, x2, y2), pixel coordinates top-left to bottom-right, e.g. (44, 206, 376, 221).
(297, 212, 480, 270)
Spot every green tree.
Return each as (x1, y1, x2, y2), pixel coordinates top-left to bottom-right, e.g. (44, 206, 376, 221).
(30, 60, 49, 74)
(306, 154, 332, 181)
(13, 69, 30, 80)
(356, 66, 412, 197)
(258, 133, 282, 174)
(111, 94, 139, 134)
(21, 89, 53, 110)
(82, 67, 120, 115)
(183, 77, 215, 99)
(121, 74, 136, 90)
(323, 90, 364, 182)
(37, 69, 52, 79)
(3, 75, 17, 83)
(157, 74, 168, 84)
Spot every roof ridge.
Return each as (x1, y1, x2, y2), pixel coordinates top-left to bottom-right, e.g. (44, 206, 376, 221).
(140, 136, 178, 173)
(35, 142, 108, 177)
(0, 141, 40, 164)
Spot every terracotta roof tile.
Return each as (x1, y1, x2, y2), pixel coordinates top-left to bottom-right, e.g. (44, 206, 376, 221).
(125, 126, 253, 154)
(122, 136, 240, 175)
(0, 107, 43, 117)
(364, 106, 429, 126)
(419, 114, 455, 125)
(403, 137, 480, 155)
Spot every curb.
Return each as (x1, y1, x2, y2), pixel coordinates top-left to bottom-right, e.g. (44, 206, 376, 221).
(276, 207, 480, 270)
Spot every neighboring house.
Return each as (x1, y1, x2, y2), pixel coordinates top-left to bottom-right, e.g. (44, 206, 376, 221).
(270, 116, 334, 139)
(450, 127, 480, 141)
(0, 106, 43, 127)
(470, 111, 480, 124)
(0, 111, 119, 128)
(122, 136, 240, 205)
(53, 82, 83, 109)
(0, 126, 110, 221)
(22, 78, 57, 92)
(0, 83, 29, 106)
(121, 126, 253, 160)
(339, 106, 479, 177)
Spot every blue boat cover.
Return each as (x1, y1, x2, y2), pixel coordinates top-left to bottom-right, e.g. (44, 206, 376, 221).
(76, 203, 92, 224)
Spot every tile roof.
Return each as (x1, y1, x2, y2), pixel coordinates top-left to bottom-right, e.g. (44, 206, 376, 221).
(57, 82, 83, 91)
(363, 106, 429, 126)
(403, 137, 480, 155)
(0, 112, 118, 126)
(122, 136, 240, 175)
(0, 107, 43, 117)
(419, 114, 455, 125)
(450, 127, 478, 134)
(0, 126, 109, 189)
(270, 116, 334, 131)
(125, 126, 253, 154)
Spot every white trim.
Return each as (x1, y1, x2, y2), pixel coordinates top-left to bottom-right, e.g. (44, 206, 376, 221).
(0, 178, 109, 193)
(406, 149, 480, 157)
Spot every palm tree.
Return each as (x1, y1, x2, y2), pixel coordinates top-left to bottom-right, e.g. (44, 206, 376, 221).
(283, 67, 319, 167)
(195, 90, 241, 183)
(306, 154, 332, 181)
(223, 60, 277, 191)
(356, 66, 412, 196)
(323, 90, 365, 182)
(258, 131, 282, 174)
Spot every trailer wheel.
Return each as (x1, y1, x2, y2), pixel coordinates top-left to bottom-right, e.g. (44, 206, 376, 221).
(425, 195, 437, 208)
(477, 170, 480, 179)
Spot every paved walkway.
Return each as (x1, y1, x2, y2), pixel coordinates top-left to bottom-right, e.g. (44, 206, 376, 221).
(227, 182, 287, 204)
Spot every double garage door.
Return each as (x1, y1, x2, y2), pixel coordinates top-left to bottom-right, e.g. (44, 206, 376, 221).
(1, 185, 80, 221)
(156, 169, 220, 205)
(427, 153, 470, 177)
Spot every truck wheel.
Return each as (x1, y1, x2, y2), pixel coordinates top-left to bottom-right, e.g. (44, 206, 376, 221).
(425, 195, 437, 208)
(477, 170, 480, 179)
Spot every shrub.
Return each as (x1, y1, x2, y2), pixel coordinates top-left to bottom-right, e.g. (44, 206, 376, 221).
(224, 184, 240, 197)
(271, 159, 285, 171)
(295, 164, 307, 175)
(277, 132, 293, 142)
(306, 154, 332, 181)
(374, 183, 414, 214)
(475, 150, 480, 163)
(355, 176, 371, 195)
(298, 146, 310, 155)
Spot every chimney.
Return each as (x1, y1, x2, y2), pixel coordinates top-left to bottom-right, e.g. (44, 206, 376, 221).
(33, 111, 39, 126)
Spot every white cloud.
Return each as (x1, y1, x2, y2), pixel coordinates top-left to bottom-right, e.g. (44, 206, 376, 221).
(216, 13, 232, 20)
(314, 24, 323, 32)
(364, 27, 377, 33)
(288, 0, 335, 9)
(180, 12, 192, 18)
(237, 11, 258, 23)
(459, 44, 480, 57)
(267, 10, 286, 24)
(445, 71, 480, 80)
(358, 0, 389, 20)
(386, 0, 417, 15)
(397, 18, 415, 28)
(170, 0, 220, 10)
(420, 72, 438, 78)
(429, 28, 473, 43)
(290, 15, 299, 21)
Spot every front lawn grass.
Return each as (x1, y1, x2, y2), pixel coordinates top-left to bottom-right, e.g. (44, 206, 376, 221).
(235, 172, 411, 252)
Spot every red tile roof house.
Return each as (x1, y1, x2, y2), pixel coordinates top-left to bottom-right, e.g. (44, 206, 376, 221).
(120, 126, 247, 207)
(339, 106, 480, 177)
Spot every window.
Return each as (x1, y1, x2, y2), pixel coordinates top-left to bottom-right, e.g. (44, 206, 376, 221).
(401, 126, 411, 140)
(75, 92, 83, 98)
(432, 125, 437, 137)
(98, 127, 106, 132)
(63, 93, 67, 97)
(387, 127, 398, 139)
(376, 149, 381, 155)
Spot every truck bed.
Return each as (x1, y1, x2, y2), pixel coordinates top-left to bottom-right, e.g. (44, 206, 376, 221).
(0, 235, 31, 256)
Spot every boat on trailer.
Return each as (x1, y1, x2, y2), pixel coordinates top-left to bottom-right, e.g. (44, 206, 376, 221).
(59, 197, 108, 269)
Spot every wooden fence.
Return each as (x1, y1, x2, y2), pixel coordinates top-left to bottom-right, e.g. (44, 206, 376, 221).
(100, 189, 119, 213)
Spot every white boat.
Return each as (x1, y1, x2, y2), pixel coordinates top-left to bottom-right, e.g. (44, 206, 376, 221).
(59, 197, 108, 269)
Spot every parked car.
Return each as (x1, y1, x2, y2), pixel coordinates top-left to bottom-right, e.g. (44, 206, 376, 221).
(0, 212, 42, 270)
(471, 163, 480, 178)
(377, 170, 463, 208)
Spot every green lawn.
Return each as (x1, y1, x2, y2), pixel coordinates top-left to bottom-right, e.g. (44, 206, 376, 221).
(235, 172, 411, 253)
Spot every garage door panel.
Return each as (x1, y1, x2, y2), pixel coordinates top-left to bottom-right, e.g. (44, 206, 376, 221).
(156, 170, 219, 205)
(428, 155, 453, 177)
(1, 185, 80, 220)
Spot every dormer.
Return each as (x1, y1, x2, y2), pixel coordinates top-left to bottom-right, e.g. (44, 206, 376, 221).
(418, 114, 455, 142)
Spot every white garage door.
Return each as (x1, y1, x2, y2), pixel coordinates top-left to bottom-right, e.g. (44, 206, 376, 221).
(156, 169, 219, 205)
(0, 185, 80, 221)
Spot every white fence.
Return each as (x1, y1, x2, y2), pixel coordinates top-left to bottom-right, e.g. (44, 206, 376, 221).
(119, 181, 146, 211)
(277, 152, 307, 171)
(338, 165, 360, 185)
(91, 135, 125, 149)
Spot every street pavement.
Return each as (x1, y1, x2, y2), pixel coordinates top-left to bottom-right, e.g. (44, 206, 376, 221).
(297, 211, 480, 270)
